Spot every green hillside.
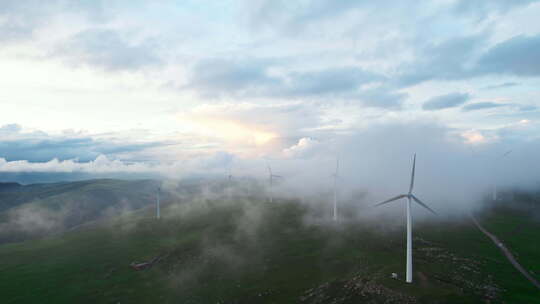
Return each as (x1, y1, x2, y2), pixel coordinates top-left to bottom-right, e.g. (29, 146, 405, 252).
(0, 183, 539, 303)
(0, 179, 161, 244)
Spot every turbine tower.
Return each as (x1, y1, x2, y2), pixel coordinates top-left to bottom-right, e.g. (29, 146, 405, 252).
(332, 157, 340, 221)
(227, 166, 233, 200)
(156, 185, 161, 220)
(373, 154, 437, 283)
(267, 163, 282, 203)
(227, 164, 233, 182)
(492, 150, 511, 201)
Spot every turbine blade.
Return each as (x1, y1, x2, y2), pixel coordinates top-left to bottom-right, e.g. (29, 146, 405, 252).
(411, 195, 437, 215)
(336, 157, 340, 175)
(409, 153, 416, 194)
(373, 194, 407, 207)
(501, 150, 512, 159)
(267, 165, 272, 175)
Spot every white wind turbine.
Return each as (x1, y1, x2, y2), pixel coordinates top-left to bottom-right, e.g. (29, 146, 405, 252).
(267, 163, 282, 203)
(373, 153, 437, 283)
(492, 150, 511, 201)
(156, 185, 161, 220)
(332, 157, 340, 221)
(226, 166, 233, 200)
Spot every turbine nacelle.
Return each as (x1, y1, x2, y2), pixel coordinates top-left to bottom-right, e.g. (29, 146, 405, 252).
(374, 154, 437, 216)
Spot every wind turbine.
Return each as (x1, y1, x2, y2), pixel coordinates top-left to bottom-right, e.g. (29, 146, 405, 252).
(332, 157, 340, 221)
(373, 154, 437, 283)
(267, 163, 282, 203)
(492, 150, 511, 201)
(156, 185, 161, 220)
(226, 166, 233, 200)
(226, 163, 233, 182)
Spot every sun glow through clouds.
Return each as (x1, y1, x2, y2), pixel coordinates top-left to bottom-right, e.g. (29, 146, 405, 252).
(177, 115, 277, 146)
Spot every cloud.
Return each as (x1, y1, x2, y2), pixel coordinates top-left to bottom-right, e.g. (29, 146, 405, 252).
(477, 34, 540, 77)
(482, 82, 520, 90)
(282, 137, 320, 158)
(452, 0, 539, 18)
(397, 32, 540, 86)
(0, 155, 154, 173)
(0, 124, 22, 133)
(0, 0, 105, 42)
(356, 87, 407, 109)
(58, 29, 162, 71)
(396, 35, 485, 86)
(186, 57, 398, 108)
(282, 67, 384, 97)
(0, 124, 171, 162)
(422, 92, 470, 111)
(462, 102, 508, 111)
(177, 102, 326, 152)
(186, 57, 281, 98)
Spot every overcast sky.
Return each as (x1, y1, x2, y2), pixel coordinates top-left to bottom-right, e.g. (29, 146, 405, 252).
(0, 0, 539, 185)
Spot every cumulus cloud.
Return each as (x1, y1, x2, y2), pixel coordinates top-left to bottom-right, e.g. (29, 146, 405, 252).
(452, 0, 539, 18)
(58, 29, 162, 71)
(482, 82, 520, 90)
(282, 137, 320, 158)
(422, 92, 470, 111)
(0, 0, 105, 42)
(477, 33, 540, 77)
(0, 124, 172, 162)
(185, 58, 395, 108)
(462, 102, 508, 111)
(0, 155, 154, 173)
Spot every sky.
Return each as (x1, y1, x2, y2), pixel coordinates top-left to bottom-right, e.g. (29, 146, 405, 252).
(1, 0, 540, 192)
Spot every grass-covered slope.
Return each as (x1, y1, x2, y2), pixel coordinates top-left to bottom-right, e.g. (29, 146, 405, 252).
(0, 179, 160, 244)
(1, 192, 538, 303)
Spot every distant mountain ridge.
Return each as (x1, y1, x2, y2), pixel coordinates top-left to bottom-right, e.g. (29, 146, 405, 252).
(0, 179, 162, 244)
(0, 182, 21, 192)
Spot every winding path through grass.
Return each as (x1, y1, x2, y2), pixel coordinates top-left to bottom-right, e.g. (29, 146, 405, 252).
(469, 214, 540, 290)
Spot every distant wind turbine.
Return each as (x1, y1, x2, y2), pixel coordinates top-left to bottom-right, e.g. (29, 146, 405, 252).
(332, 157, 340, 221)
(492, 150, 512, 201)
(227, 164, 233, 182)
(373, 154, 437, 283)
(156, 185, 161, 220)
(227, 166, 233, 200)
(267, 163, 282, 203)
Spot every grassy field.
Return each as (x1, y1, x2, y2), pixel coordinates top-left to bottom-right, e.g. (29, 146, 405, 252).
(0, 190, 539, 303)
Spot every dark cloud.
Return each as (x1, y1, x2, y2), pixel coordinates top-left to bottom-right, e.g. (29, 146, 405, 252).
(518, 105, 538, 112)
(422, 92, 470, 111)
(482, 82, 520, 90)
(462, 102, 507, 112)
(186, 58, 281, 97)
(396, 35, 485, 86)
(243, 0, 367, 31)
(245, 0, 536, 33)
(355, 88, 407, 109)
(0, 124, 171, 162)
(453, 0, 539, 18)
(59, 29, 162, 71)
(477, 34, 540, 77)
(0, 0, 106, 42)
(283, 67, 384, 97)
(186, 58, 398, 108)
(397, 32, 540, 86)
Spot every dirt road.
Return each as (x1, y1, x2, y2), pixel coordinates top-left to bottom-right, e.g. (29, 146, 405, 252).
(469, 215, 540, 290)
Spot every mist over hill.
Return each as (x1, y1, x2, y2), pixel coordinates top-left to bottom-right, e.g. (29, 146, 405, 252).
(0, 177, 539, 303)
